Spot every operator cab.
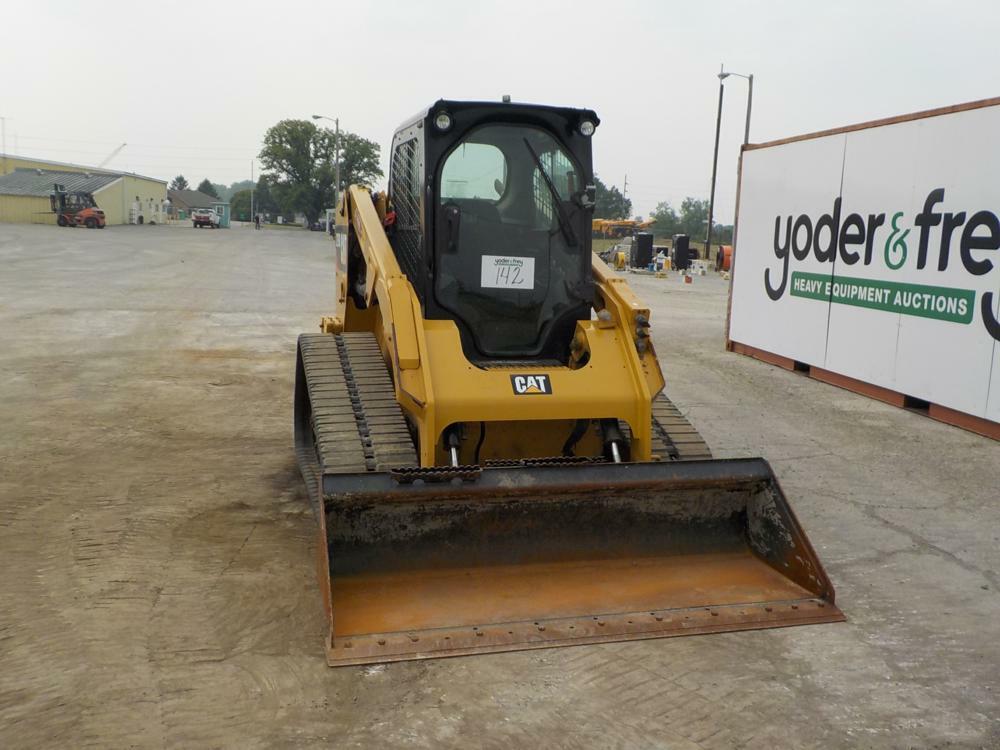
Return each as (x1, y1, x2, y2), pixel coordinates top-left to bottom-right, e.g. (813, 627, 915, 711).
(387, 100, 599, 364)
(50, 188, 97, 213)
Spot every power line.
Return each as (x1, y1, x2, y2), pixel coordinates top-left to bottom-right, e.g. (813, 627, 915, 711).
(12, 133, 259, 153)
(5, 147, 255, 162)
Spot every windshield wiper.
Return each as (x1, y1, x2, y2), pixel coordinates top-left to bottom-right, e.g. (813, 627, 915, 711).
(523, 138, 578, 247)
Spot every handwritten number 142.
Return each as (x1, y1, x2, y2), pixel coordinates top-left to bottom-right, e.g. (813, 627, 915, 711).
(496, 265, 523, 286)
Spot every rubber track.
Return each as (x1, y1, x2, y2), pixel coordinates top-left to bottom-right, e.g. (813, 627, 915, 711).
(296, 332, 418, 503)
(649, 393, 713, 461)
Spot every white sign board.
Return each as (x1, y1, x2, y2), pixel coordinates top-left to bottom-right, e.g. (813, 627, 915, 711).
(729, 101, 1000, 425)
(481, 255, 535, 290)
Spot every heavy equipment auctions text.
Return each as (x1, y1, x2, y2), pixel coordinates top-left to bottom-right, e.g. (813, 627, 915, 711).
(763, 189, 1000, 340)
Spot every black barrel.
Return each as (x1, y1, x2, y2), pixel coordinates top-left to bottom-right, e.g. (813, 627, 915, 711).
(632, 232, 654, 268)
(672, 234, 691, 270)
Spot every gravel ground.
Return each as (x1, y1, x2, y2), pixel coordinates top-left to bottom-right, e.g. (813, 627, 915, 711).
(1, 223, 998, 749)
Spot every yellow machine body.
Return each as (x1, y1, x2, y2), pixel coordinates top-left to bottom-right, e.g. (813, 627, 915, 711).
(326, 187, 661, 466)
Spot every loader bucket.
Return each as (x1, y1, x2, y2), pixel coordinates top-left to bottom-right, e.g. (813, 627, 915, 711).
(313, 458, 844, 666)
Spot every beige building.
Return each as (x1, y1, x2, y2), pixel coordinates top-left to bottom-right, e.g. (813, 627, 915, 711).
(0, 153, 167, 225)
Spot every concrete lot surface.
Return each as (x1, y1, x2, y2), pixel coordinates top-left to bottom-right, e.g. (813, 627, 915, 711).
(1, 223, 998, 749)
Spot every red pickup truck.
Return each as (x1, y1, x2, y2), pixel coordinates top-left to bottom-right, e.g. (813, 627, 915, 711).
(192, 208, 220, 228)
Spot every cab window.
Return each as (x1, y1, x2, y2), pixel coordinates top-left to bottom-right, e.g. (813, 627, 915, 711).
(440, 143, 506, 201)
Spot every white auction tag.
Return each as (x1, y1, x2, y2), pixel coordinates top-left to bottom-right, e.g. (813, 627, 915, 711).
(481, 255, 534, 290)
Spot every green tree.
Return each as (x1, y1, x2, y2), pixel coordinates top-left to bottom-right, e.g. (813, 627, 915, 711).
(679, 197, 709, 239)
(254, 176, 279, 215)
(169, 174, 189, 191)
(650, 201, 679, 237)
(714, 224, 734, 244)
(225, 180, 254, 201)
(229, 179, 280, 222)
(258, 119, 382, 224)
(593, 175, 631, 220)
(230, 189, 252, 221)
(651, 195, 734, 247)
(220, 180, 257, 207)
(334, 131, 382, 191)
(197, 179, 220, 199)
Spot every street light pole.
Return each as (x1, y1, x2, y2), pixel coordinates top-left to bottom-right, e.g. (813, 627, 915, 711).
(727, 70, 754, 273)
(704, 67, 725, 260)
(706, 67, 754, 263)
(334, 118, 340, 210)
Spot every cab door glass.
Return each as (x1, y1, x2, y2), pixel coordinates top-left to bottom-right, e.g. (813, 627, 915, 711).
(434, 124, 587, 359)
(441, 143, 506, 200)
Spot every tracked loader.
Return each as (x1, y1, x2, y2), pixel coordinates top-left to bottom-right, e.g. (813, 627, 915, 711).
(294, 100, 844, 666)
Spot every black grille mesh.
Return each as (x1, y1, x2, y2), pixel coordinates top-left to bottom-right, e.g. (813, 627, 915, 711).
(390, 139, 423, 290)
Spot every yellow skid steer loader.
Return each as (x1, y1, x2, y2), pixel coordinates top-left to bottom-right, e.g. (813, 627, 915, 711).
(294, 100, 844, 666)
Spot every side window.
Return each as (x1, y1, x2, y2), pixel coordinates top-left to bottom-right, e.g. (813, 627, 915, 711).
(389, 138, 423, 283)
(440, 143, 507, 201)
(390, 138, 420, 224)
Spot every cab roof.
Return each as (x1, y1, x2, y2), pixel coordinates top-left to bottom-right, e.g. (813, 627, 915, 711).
(394, 99, 600, 135)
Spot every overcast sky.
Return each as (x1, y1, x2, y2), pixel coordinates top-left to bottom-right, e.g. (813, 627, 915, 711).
(2, 1, 998, 219)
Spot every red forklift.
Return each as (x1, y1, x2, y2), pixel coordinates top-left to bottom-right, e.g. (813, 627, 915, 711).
(50, 183, 106, 228)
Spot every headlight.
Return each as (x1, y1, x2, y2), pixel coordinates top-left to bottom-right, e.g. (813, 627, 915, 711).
(433, 111, 453, 132)
(579, 119, 596, 137)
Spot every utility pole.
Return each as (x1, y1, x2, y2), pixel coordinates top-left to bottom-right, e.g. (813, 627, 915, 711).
(1, 117, 7, 176)
(250, 160, 255, 226)
(705, 64, 753, 260)
(729, 73, 754, 265)
(705, 65, 726, 260)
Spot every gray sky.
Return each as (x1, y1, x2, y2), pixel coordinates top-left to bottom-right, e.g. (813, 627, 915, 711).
(3, 1, 998, 219)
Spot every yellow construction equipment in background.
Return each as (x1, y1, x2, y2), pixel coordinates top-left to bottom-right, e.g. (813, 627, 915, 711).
(294, 99, 844, 666)
(592, 217, 655, 238)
